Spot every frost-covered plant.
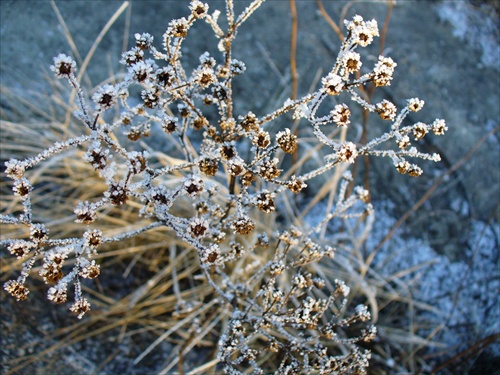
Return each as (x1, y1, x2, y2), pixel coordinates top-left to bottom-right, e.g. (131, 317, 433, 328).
(1, 1, 446, 373)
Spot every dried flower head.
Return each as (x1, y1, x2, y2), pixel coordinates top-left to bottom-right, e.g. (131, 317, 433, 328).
(135, 32, 153, 50)
(47, 284, 68, 304)
(183, 176, 205, 197)
(4, 280, 29, 301)
(8, 240, 34, 259)
(167, 17, 189, 38)
(255, 191, 275, 213)
(331, 104, 351, 127)
(288, 175, 307, 194)
(92, 84, 117, 110)
(12, 178, 32, 197)
(353, 26, 374, 47)
(432, 119, 448, 135)
(156, 66, 175, 87)
(397, 134, 411, 149)
(30, 224, 49, 243)
(276, 128, 298, 154)
(228, 157, 246, 176)
(408, 164, 423, 177)
(162, 115, 178, 134)
(258, 158, 281, 181)
(120, 47, 144, 66)
(129, 60, 154, 83)
(5, 158, 25, 179)
(232, 216, 255, 235)
(75, 201, 97, 224)
(342, 51, 362, 73)
(83, 229, 103, 250)
(79, 260, 100, 279)
(241, 171, 256, 186)
(51, 54, 77, 78)
(253, 130, 271, 149)
(338, 142, 358, 163)
(407, 98, 425, 112)
(239, 112, 259, 132)
(376, 100, 397, 121)
(39, 249, 68, 283)
(84, 143, 110, 170)
(199, 244, 220, 265)
(189, 1, 208, 18)
(229, 59, 246, 75)
(322, 72, 344, 95)
(194, 67, 216, 88)
(413, 122, 428, 140)
(396, 160, 411, 174)
(128, 151, 148, 174)
(70, 298, 91, 319)
(141, 88, 159, 109)
(372, 56, 397, 86)
(199, 157, 219, 176)
(220, 142, 237, 160)
(106, 183, 129, 205)
(189, 217, 209, 238)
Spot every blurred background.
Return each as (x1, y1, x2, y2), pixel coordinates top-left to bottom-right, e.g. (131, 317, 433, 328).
(1, 1, 498, 374)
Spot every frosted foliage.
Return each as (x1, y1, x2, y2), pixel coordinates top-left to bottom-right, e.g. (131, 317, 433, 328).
(1, 2, 448, 374)
(436, 2, 499, 70)
(368, 203, 499, 358)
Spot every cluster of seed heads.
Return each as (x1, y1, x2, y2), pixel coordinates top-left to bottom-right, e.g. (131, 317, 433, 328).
(1, 1, 446, 373)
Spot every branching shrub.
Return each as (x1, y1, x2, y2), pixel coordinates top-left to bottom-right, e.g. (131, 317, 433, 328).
(1, 1, 447, 373)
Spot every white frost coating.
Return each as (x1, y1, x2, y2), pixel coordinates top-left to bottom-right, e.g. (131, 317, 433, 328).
(436, 2, 499, 71)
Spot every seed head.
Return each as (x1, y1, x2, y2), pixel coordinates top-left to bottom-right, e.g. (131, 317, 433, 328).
(48, 284, 68, 304)
(232, 216, 255, 235)
(342, 51, 362, 73)
(239, 112, 259, 132)
(189, 1, 209, 18)
(120, 47, 144, 66)
(106, 183, 129, 205)
(167, 17, 189, 38)
(135, 32, 153, 50)
(4, 280, 29, 301)
(337, 142, 358, 163)
(183, 176, 205, 197)
(5, 159, 25, 179)
(51, 54, 77, 78)
(83, 229, 103, 250)
(372, 56, 397, 86)
(189, 217, 209, 238)
(255, 191, 275, 213)
(288, 175, 307, 194)
(75, 201, 97, 224)
(413, 122, 428, 141)
(70, 298, 91, 319)
(432, 119, 448, 135)
(12, 178, 32, 197)
(407, 98, 425, 112)
(8, 241, 34, 259)
(322, 72, 344, 96)
(199, 157, 218, 176)
(331, 104, 351, 127)
(376, 100, 397, 121)
(276, 128, 298, 154)
(79, 260, 100, 279)
(253, 130, 271, 149)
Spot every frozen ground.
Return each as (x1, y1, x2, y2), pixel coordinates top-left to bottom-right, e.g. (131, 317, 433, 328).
(1, 0, 499, 373)
(368, 201, 500, 371)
